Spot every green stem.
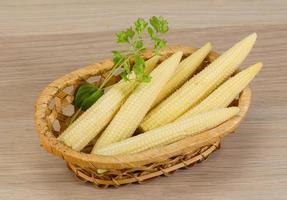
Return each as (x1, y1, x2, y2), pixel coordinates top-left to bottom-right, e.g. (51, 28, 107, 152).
(98, 58, 124, 90)
(98, 56, 131, 90)
(69, 109, 82, 125)
(98, 43, 151, 91)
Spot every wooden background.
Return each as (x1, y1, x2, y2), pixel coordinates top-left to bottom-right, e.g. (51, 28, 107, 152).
(0, 0, 286, 199)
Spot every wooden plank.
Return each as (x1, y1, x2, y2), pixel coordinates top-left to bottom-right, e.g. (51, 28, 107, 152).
(0, 1, 286, 199)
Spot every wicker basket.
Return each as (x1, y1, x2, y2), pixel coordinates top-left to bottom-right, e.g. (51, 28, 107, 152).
(35, 45, 251, 188)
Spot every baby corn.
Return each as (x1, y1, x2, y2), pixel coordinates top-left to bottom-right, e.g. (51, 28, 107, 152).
(140, 33, 257, 131)
(179, 62, 262, 119)
(58, 56, 160, 151)
(93, 52, 183, 150)
(94, 107, 239, 156)
(152, 42, 212, 107)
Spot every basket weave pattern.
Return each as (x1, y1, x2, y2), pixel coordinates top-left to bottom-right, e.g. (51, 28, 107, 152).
(35, 46, 251, 187)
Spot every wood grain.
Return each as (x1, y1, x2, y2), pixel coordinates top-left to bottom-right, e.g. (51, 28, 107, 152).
(0, 0, 287, 199)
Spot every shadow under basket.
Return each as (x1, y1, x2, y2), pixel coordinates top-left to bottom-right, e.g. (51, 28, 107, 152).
(35, 45, 252, 188)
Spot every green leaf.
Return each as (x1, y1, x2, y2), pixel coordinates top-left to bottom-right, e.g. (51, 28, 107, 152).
(149, 16, 160, 32)
(153, 37, 167, 54)
(120, 71, 129, 81)
(112, 51, 124, 65)
(149, 16, 169, 33)
(142, 74, 152, 83)
(81, 89, 104, 111)
(116, 31, 129, 43)
(147, 27, 155, 39)
(123, 60, 131, 74)
(148, 16, 168, 54)
(134, 40, 144, 50)
(74, 83, 98, 108)
(158, 16, 169, 33)
(133, 54, 145, 81)
(126, 27, 135, 39)
(156, 38, 167, 49)
(134, 18, 148, 33)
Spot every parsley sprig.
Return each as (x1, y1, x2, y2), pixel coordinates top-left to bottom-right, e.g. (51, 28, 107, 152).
(73, 16, 169, 115)
(110, 16, 169, 83)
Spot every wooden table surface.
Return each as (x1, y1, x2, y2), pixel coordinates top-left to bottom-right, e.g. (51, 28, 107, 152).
(1, 1, 287, 199)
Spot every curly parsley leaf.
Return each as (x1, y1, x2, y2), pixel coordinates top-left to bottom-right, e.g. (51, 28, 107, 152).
(134, 18, 148, 33)
(74, 16, 169, 111)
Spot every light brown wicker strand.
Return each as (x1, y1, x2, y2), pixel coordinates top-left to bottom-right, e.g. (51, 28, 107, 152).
(35, 45, 251, 187)
(67, 142, 218, 187)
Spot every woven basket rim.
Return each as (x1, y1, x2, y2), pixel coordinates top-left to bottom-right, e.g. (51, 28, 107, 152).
(35, 45, 251, 169)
